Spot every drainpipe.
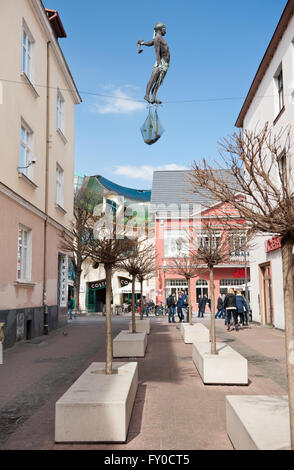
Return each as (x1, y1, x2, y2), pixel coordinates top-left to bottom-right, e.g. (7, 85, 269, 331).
(43, 41, 51, 335)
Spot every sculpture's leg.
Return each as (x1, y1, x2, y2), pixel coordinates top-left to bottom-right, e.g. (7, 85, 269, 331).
(151, 70, 167, 104)
(145, 68, 160, 103)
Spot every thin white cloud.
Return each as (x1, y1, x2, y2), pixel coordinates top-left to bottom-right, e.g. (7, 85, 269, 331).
(114, 164, 188, 181)
(93, 87, 145, 114)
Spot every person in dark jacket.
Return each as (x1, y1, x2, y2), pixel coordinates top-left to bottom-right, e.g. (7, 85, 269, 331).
(223, 289, 238, 331)
(176, 293, 184, 322)
(236, 290, 249, 328)
(166, 293, 176, 323)
(215, 294, 225, 319)
(198, 294, 208, 318)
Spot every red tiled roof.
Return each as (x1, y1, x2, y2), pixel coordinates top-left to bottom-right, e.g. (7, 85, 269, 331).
(45, 8, 67, 38)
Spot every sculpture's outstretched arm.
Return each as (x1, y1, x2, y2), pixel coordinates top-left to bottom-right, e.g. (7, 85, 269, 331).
(139, 40, 154, 47)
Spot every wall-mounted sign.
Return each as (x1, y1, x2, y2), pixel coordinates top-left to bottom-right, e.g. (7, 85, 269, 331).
(119, 277, 131, 287)
(59, 255, 68, 307)
(266, 236, 281, 253)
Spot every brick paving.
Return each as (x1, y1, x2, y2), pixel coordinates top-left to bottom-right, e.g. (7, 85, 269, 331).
(0, 315, 288, 450)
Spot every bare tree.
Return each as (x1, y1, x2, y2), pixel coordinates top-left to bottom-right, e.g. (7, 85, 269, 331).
(86, 217, 135, 375)
(136, 244, 157, 320)
(60, 187, 101, 313)
(190, 123, 294, 448)
(167, 245, 200, 325)
(190, 223, 231, 355)
(117, 240, 149, 333)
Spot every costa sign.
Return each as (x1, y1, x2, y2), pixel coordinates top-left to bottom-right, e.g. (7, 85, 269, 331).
(266, 236, 281, 253)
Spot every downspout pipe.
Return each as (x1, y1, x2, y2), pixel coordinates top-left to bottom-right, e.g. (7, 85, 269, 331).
(43, 41, 51, 335)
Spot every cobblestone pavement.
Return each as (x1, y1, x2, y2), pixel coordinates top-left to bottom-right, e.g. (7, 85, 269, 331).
(0, 314, 287, 450)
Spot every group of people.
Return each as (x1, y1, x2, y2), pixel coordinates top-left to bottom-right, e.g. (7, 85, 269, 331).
(215, 289, 249, 331)
(166, 291, 188, 323)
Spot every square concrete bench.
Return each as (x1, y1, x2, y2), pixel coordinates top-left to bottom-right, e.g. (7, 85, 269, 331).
(113, 330, 147, 357)
(192, 342, 248, 385)
(226, 395, 291, 450)
(55, 362, 138, 443)
(180, 323, 209, 344)
(129, 318, 150, 334)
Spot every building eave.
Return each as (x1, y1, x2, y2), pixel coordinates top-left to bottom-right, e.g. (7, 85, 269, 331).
(235, 0, 294, 128)
(29, 0, 82, 104)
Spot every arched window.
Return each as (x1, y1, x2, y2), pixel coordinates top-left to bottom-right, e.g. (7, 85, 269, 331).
(196, 280, 208, 303)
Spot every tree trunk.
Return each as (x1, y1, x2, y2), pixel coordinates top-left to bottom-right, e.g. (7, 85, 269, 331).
(131, 275, 136, 333)
(74, 268, 82, 313)
(209, 267, 217, 355)
(188, 278, 193, 325)
(105, 264, 113, 375)
(140, 278, 144, 320)
(281, 238, 294, 449)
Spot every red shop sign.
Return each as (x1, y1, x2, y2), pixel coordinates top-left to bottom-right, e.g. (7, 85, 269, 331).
(266, 236, 281, 253)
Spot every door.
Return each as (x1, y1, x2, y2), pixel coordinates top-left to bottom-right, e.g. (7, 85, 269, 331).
(261, 263, 274, 325)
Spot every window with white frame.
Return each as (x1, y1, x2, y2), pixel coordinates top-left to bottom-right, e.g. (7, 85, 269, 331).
(56, 164, 64, 208)
(164, 230, 189, 258)
(20, 122, 34, 180)
(17, 226, 32, 281)
(197, 231, 221, 250)
(22, 23, 34, 82)
(229, 231, 248, 260)
(57, 91, 65, 134)
(274, 65, 284, 115)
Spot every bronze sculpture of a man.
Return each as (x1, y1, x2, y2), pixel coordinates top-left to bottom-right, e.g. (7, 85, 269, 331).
(138, 22, 170, 104)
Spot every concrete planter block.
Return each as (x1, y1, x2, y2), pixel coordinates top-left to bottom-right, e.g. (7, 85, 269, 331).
(192, 342, 248, 385)
(129, 319, 150, 334)
(180, 323, 209, 344)
(55, 362, 138, 443)
(113, 330, 147, 357)
(226, 395, 290, 450)
(0, 343, 3, 364)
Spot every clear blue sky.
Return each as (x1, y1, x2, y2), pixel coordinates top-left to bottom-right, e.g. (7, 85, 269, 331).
(52, 0, 287, 189)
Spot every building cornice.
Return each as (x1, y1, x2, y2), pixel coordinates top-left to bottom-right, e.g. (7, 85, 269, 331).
(28, 0, 82, 104)
(235, 0, 294, 128)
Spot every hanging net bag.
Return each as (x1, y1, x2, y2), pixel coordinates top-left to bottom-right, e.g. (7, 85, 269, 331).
(140, 106, 164, 145)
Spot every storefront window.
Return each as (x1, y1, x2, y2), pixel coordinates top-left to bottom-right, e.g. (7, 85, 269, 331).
(196, 280, 208, 303)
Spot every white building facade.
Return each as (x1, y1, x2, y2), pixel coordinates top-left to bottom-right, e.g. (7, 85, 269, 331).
(236, 1, 294, 329)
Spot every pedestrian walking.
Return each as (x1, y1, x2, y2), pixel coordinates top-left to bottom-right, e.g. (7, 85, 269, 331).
(166, 293, 176, 323)
(67, 296, 74, 320)
(236, 289, 249, 328)
(198, 294, 208, 318)
(142, 296, 147, 317)
(177, 292, 185, 322)
(146, 300, 155, 316)
(215, 294, 225, 319)
(223, 288, 238, 331)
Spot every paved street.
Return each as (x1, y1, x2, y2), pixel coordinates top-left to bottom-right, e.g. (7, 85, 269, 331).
(0, 314, 287, 450)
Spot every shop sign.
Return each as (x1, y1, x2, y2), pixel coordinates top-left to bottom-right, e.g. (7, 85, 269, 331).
(119, 277, 131, 287)
(90, 280, 106, 290)
(59, 256, 68, 307)
(233, 268, 246, 278)
(266, 236, 281, 253)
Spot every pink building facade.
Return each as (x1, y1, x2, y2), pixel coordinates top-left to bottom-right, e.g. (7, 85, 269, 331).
(151, 171, 250, 313)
